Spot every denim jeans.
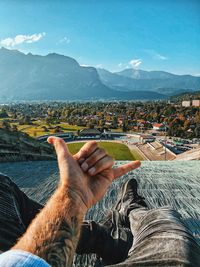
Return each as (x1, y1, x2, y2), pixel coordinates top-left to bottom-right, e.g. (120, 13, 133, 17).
(0, 174, 42, 252)
(0, 174, 200, 266)
(108, 207, 200, 267)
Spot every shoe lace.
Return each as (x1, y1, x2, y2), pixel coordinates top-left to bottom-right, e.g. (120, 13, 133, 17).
(126, 189, 145, 204)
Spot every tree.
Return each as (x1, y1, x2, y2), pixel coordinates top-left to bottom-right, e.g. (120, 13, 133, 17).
(0, 110, 9, 118)
(183, 120, 190, 131)
(112, 116, 118, 128)
(41, 126, 48, 132)
(194, 127, 200, 138)
(1, 120, 11, 130)
(194, 111, 200, 124)
(11, 124, 18, 132)
(122, 120, 128, 132)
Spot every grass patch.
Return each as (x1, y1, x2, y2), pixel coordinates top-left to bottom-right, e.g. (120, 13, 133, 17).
(67, 141, 141, 160)
(130, 149, 145, 161)
(59, 124, 86, 131)
(14, 123, 86, 137)
(98, 142, 134, 160)
(67, 142, 85, 155)
(16, 125, 51, 137)
(111, 128, 123, 133)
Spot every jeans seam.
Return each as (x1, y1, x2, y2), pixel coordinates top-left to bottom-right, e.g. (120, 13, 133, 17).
(11, 194, 26, 230)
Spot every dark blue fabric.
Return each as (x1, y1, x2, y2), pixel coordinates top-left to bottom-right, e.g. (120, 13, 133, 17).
(0, 174, 42, 252)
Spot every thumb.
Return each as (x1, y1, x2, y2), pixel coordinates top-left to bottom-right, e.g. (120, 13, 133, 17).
(47, 136, 71, 160)
(47, 136, 73, 186)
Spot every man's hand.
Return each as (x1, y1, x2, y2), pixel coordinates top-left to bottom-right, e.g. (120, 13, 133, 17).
(48, 137, 141, 210)
(12, 138, 141, 266)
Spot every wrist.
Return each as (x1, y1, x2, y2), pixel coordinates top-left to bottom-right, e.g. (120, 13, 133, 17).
(57, 185, 88, 216)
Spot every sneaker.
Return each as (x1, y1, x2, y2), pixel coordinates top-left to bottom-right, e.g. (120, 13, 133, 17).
(114, 178, 148, 217)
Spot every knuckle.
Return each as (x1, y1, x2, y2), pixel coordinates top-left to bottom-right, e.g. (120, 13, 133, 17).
(81, 141, 97, 154)
(89, 140, 97, 148)
(86, 154, 97, 165)
(80, 146, 90, 155)
(99, 147, 105, 154)
(94, 160, 102, 169)
(108, 155, 114, 163)
(80, 147, 87, 155)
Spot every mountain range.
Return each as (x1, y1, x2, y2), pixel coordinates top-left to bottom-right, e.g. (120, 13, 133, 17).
(97, 68, 200, 96)
(0, 47, 199, 101)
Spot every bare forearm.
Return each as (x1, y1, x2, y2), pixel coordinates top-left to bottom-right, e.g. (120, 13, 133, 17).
(13, 186, 87, 267)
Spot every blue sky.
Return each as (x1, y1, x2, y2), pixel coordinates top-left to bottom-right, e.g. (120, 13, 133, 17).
(0, 0, 199, 75)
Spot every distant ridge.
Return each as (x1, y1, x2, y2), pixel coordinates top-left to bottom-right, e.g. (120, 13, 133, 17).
(0, 48, 166, 101)
(0, 47, 199, 101)
(116, 68, 176, 79)
(97, 68, 200, 96)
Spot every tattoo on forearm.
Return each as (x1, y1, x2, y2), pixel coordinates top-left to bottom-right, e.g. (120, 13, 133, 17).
(38, 218, 79, 267)
(13, 188, 85, 267)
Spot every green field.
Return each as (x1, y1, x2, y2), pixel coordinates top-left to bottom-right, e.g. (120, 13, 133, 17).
(130, 149, 145, 161)
(67, 141, 143, 160)
(7, 122, 86, 137)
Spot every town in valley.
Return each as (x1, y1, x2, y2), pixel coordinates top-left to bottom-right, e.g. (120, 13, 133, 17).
(1, 96, 200, 162)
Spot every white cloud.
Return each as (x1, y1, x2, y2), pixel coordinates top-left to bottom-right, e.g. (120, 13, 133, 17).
(155, 53, 167, 60)
(58, 36, 71, 44)
(118, 63, 123, 67)
(0, 33, 46, 47)
(144, 49, 167, 60)
(129, 59, 142, 68)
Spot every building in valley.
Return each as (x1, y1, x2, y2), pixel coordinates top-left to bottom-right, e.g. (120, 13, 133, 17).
(182, 101, 191, 107)
(192, 100, 200, 107)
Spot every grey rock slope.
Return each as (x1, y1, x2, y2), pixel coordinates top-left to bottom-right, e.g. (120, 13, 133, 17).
(98, 68, 200, 95)
(0, 48, 112, 100)
(0, 48, 166, 101)
(0, 160, 199, 266)
(0, 128, 55, 162)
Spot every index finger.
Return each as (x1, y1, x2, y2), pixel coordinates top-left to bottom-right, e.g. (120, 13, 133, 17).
(113, 160, 141, 179)
(73, 141, 98, 161)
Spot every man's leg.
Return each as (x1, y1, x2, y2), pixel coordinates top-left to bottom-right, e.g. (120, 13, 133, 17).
(76, 211, 133, 265)
(107, 179, 200, 267)
(0, 174, 43, 252)
(76, 179, 148, 265)
(125, 207, 200, 266)
(76, 178, 146, 265)
(76, 178, 151, 265)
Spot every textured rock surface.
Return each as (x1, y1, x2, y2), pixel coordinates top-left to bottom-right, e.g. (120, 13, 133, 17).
(0, 128, 55, 162)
